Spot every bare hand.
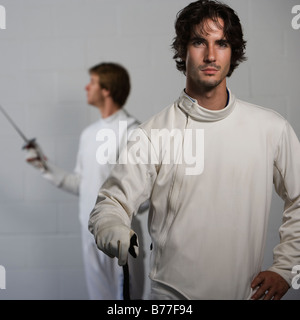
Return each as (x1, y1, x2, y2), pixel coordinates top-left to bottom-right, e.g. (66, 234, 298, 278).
(251, 271, 289, 300)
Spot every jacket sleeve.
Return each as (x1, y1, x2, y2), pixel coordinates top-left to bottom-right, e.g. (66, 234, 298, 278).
(88, 128, 158, 236)
(270, 120, 300, 285)
(41, 134, 83, 196)
(42, 161, 80, 196)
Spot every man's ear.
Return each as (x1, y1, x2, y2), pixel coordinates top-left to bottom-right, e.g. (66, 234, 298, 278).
(101, 87, 110, 98)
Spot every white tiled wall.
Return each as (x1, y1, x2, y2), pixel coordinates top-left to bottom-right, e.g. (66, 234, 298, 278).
(0, 0, 299, 300)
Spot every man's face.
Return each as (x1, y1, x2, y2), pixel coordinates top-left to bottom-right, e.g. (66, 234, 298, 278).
(185, 18, 232, 91)
(85, 73, 105, 107)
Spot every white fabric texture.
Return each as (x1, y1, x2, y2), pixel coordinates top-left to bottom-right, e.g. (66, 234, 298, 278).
(30, 109, 143, 299)
(72, 109, 143, 299)
(89, 90, 300, 299)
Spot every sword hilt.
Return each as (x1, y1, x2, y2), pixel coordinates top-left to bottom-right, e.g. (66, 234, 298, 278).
(122, 233, 139, 300)
(22, 138, 37, 150)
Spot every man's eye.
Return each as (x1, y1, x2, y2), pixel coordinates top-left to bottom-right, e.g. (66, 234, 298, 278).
(218, 41, 229, 48)
(192, 40, 204, 46)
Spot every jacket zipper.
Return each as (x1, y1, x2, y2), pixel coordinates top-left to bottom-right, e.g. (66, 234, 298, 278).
(152, 115, 190, 277)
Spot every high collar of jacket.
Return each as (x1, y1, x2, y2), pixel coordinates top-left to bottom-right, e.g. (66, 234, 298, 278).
(102, 108, 124, 123)
(177, 89, 236, 122)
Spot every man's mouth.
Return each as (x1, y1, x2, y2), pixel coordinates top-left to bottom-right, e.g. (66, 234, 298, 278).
(200, 64, 220, 75)
(201, 68, 219, 75)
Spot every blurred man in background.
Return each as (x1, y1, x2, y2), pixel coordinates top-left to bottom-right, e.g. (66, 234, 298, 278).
(25, 62, 146, 300)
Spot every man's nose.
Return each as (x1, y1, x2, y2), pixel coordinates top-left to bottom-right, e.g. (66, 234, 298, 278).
(204, 45, 216, 63)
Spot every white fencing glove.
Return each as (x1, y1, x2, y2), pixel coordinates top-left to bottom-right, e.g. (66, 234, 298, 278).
(24, 142, 48, 172)
(24, 143, 73, 190)
(94, 220, 139, 266)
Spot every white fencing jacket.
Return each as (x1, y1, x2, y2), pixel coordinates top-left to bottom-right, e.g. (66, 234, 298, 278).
(89, 90, 300, 299)
(44, 109, 139, 228)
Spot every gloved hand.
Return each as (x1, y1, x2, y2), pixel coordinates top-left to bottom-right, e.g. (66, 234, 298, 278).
(24, 142, 48, 172)
(24, 142, 80, 193)
(95, 223, 139, 266)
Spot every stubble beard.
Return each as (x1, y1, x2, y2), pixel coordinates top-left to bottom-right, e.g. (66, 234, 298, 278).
(188, 75, 224, 94)
(197, 77, 223, 90)
(189, 65, 229, 92)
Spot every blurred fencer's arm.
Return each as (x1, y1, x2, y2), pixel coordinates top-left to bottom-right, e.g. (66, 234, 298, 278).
(25, 143, 80, 196)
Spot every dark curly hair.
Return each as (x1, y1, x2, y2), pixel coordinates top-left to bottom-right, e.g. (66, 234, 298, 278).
(172, 0, 247, 77)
